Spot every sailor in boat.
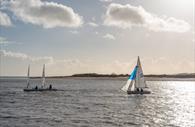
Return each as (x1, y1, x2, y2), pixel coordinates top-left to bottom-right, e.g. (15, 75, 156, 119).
(35, 86, 38, 90)
(49, 84, 52, 89)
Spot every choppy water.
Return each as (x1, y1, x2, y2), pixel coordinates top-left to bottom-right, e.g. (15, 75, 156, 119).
(0, 77, 195, 127)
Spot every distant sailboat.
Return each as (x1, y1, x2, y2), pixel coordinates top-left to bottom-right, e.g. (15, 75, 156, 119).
(23, 64, 57, 92)
(41, 64, 46, 88)
(23, 65, 34, 91)
(121, 56, 151, 94)
(26, 64, 30, 88)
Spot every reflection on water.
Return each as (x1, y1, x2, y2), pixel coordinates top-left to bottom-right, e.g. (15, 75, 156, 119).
(0, 78, 194, 127)
(149, 81, 195, 127)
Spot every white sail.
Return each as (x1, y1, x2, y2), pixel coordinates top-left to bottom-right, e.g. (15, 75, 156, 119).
(121, 66, 137, 92)
(135, 56, 146, 88)
(26, 65, 30, 88)
(41, 64, 45, 88)
(121, 80, 131, 92)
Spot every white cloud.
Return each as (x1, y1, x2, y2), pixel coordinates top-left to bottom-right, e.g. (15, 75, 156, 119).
(0, 50, 54, 64)
(95, 31, 99, 34)
(70, 30, 79, 34)
(6, 0, 83, 28)
(1, 51, 194, 75)
(141, 57, 194, 74)
(103, 33, 115, 40)
(88, 22, 99, 27)
(0, 11, 12, 26)
(92, 17, 96, 21)
(0, 36, 23, 45)
(104, 3, 190, 32)
(100, 0, 113, 2)
(0, 36, 9, 44)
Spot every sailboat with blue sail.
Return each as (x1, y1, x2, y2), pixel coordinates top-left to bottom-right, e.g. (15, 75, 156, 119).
(121, 56, 151, 94)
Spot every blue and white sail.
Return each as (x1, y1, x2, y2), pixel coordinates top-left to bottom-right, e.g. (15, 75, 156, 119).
(121, 56, 146, 92)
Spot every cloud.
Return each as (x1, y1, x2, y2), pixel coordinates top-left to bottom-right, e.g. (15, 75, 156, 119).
(141, 57, 194, 74)
(88, 22, 99, 27)
(0, 36, 23, 45)
(6, 0, 83, 28)
(104, 3, 190, 32)
(70, 30, 79, 34)
(92, 17, 96, 21)
(0, 50, 54, 64)
(0, 11, 12, 26)
(0, 36, 9, 44)
(100, 0, 113, 2)
(1, 50, 194, 75)
(103, 33, 115, 40)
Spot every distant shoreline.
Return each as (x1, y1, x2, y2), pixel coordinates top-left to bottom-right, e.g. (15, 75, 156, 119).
(70, 73, 195, 78)
(1, 73, 194, 79)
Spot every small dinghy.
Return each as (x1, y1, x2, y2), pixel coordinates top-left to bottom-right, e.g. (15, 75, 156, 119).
(23, 64, 57, 92)
(121, 56, 151, 94)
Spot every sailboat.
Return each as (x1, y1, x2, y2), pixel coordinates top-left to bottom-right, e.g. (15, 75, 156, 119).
(23, 64, 57, 92)
(26, 65, 30, 88)
(38, 64, 57, 91)
(121, 56, 151, 94)
(41, 64, 46, 88)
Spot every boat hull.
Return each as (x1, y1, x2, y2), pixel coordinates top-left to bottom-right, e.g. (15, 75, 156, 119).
(23, 88, 58, 92)
(127, 90, 151, 94)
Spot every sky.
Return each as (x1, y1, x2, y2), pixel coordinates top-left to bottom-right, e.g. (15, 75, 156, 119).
(0, 0, 194, 76)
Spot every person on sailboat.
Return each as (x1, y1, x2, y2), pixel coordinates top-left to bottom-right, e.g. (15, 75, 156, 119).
(35, 86, 38, 90)
(141, 88, 143, 92)
(49, 84, 52, 89)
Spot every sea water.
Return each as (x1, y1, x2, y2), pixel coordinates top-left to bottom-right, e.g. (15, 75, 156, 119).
(0, 77, 194, 127)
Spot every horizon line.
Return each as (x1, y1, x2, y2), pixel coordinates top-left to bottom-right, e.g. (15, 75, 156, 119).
(0, 72, 194, 77)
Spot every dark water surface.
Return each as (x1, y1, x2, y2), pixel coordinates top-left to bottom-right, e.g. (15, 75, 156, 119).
(0, 78, 195, 127)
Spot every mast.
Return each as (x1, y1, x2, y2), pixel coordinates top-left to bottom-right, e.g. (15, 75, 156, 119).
(26, 65, 30, 88)
(41, 64, 45, 88)
(135, 57, 140, 88)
